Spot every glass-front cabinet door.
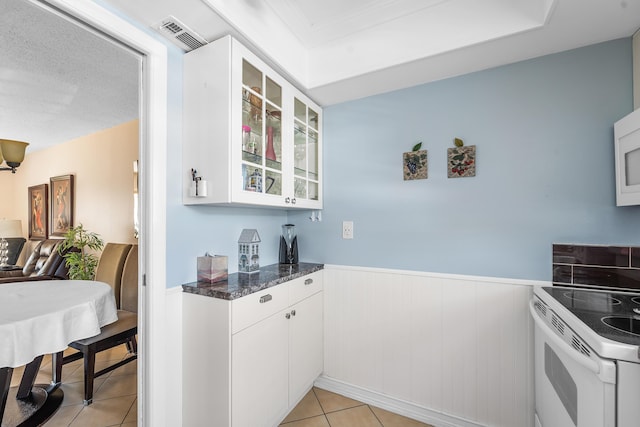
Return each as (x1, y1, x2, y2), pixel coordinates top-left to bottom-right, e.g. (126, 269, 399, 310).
(241, 59, 283, 200)
(291, 97, 320, 206)
(183, 35, 321, 209)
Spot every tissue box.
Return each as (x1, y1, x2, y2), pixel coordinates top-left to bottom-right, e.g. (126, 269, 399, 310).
(197, 254, 228, 283)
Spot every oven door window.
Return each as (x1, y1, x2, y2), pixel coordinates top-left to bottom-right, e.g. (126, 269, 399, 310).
(545, 343, 577, 425)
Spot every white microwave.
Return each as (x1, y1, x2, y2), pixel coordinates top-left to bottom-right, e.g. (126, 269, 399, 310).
(614, 108, 640, 206)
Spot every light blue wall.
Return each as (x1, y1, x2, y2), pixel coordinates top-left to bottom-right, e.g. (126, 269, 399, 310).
(97, 0, 640, 284)
(290, 38, 640, 281)
(165, 49, 288, 287)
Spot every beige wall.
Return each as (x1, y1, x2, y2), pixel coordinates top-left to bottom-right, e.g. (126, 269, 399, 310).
(0, 120, 139, 261)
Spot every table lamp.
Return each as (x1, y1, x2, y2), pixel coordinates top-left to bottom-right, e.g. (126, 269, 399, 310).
(0, 219, 22, 266)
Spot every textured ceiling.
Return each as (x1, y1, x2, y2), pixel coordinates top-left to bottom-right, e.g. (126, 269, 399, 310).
(0, 0, 139, 154)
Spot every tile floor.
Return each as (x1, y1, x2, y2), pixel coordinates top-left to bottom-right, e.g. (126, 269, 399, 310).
(280, 387, 433, 427)
(15, 346, 430, 427)
(9, 345, 137, 427)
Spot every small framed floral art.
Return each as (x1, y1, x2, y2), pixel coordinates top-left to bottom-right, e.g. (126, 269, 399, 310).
(403, 142, 428, 181)
(448, 144, 476, 178)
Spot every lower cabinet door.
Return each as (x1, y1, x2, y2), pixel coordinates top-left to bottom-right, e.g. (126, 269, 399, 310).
(289, 292, 324, 405)
(232, 309, 289, 427)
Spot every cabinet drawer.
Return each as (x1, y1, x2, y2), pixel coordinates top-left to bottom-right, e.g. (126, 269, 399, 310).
(289, 271, 323, 305)
(231, 283, 289, 334)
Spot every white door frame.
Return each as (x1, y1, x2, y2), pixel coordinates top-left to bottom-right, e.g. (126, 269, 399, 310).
(35, 1, 169, 425)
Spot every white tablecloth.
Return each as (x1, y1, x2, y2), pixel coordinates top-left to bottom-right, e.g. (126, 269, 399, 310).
(0, 280, 118, 368)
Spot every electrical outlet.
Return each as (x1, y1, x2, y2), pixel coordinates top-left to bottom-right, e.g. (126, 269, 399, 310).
(342, 221, 354, 239)
(308, 210, 323, 222)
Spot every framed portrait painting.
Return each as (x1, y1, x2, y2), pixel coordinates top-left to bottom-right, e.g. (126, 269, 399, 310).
(28, 184, 48, 240)
(50, 174, 74, 237)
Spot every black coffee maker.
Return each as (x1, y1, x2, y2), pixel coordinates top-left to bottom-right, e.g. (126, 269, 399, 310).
(279, 224, 299, 264)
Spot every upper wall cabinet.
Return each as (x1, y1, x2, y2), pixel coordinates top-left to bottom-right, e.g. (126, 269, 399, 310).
(614, 108, 640, 206)
(183, 35, 323, 209)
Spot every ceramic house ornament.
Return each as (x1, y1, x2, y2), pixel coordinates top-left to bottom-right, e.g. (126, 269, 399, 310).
(238, 229, 261, 274)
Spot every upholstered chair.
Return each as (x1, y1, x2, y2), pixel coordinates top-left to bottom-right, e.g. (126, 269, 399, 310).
(93, 243, 132, 307)
(0, 239, 70, 283)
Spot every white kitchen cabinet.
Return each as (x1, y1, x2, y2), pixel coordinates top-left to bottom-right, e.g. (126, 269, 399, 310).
(183, 35, 323, 209)
(288, 291, 323, 404)
(614, 108, 640, 206)
(232, 307, 289, 427)
(182, 271, 323, 427)
(232, 290, 323, 426)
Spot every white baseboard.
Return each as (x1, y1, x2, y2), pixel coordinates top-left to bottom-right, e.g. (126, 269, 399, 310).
(313, 376, 487, 427)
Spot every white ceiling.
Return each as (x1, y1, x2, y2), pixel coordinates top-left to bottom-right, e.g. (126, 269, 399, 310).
(2, 0, 639, 155)
(109, 0, 640, 106)
(0, 0, 140, 154)
(201, 0, 557, 89)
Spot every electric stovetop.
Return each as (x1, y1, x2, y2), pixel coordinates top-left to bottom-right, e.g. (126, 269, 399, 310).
(543, 286, 640, 347)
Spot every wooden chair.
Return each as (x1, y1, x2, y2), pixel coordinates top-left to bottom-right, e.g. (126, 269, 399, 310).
(53, 244, 138, 405)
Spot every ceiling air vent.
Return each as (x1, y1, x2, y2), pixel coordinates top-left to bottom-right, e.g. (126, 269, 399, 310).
(154, 16, 207, 52)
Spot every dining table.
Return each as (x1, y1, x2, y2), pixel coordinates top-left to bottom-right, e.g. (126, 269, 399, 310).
(0, 280, 117, 427)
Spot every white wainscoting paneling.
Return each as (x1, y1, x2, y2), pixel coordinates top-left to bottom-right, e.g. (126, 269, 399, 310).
(321, 265, 540, 427)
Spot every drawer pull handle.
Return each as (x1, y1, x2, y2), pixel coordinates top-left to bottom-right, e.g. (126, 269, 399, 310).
(304, 279, 313, 285)
(259, 294, 272, 304)
(290, 310, 296, 316)
(285, 313, 291, 319)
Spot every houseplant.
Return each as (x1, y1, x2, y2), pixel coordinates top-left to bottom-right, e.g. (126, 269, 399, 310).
(58, 224, 104, 280)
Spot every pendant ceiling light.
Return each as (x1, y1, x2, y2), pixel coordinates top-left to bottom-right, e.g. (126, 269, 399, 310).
(0, 139, 29, 173)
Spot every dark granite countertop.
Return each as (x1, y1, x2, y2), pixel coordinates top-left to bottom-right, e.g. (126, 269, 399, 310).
(181, 262, 324, 300)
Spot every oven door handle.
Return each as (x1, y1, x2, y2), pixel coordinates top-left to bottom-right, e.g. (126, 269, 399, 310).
(529, 300, 601, 375)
